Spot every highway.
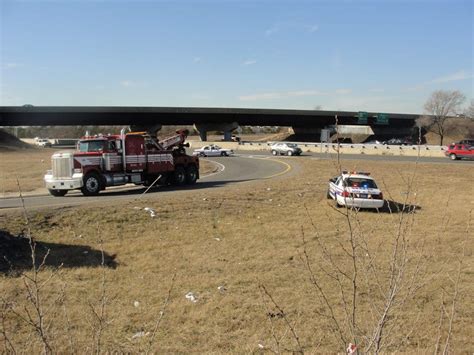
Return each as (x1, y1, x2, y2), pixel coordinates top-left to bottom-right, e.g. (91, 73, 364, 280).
(1, 150, 471, 211)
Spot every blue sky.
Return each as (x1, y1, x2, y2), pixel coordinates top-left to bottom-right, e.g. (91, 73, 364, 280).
(1, 0, 472, 113)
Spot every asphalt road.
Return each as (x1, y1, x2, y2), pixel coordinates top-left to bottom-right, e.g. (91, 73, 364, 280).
(1, 150, 471, 211)
(0, 155, 291, 211)
(238, 149, 474, 164)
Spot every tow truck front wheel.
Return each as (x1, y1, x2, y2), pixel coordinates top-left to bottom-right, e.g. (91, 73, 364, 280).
(81, 173, 101, 196)
(48, 189, 68, 197)
(449, 153, 458, 160)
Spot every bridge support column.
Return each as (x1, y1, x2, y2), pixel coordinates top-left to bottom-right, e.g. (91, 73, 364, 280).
(193, 122, 239, 141)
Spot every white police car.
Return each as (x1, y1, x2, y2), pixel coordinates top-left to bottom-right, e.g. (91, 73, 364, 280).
(327, 171, 384, 209)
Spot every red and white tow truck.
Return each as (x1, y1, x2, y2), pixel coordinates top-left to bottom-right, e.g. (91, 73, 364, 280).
(44, 129, 199, 196)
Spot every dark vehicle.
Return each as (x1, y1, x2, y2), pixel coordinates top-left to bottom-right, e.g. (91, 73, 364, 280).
(383, 137, 413, 145)
(457, 139, 474, 146)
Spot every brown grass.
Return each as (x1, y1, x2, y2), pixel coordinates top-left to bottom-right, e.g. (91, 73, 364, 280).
(0, 157, 472, 353)
(0, 149, 217, 194)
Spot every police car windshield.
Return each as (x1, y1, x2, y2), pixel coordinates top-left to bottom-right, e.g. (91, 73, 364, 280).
(344, 178, 377, 189)
(79, 140, 105, 152)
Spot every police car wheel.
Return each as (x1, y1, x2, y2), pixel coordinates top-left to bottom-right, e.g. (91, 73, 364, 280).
(326, 190, 332, 199)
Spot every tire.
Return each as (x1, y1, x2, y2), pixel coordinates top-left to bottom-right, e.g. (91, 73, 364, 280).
(172, 166, 186, 186)
(199, 152, 206, 157)
(220, 151, 228, 157)
(326, 190, 332, 199)
(449, 153, 457, 160)
(81, 173, 101, 196)
(48, 189, 68, 197)
(335, 200, 343, 208)
(287, 150, 293, 156)
(272, 150, 278, 156)
(185, 165, 198, 185)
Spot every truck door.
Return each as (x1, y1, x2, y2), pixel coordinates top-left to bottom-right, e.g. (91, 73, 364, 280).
(125, 135, 146, 172)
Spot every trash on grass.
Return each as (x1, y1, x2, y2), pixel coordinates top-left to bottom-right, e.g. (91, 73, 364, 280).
(217, 285, 227, 293)
(214, 237, 221, 241)
(133, 301, 140, 308)
(185, 292, 198, 303)
(144, 207, 156, 217)
(131, 331, 150, 340)
(346, 343, 357, 354)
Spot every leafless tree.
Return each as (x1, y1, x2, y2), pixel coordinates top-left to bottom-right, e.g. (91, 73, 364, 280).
(418, 90, 466, 145)
(464, 99, 474, 121)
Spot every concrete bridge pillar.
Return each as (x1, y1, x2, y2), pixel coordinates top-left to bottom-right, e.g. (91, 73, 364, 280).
(193, 122, 239, 141)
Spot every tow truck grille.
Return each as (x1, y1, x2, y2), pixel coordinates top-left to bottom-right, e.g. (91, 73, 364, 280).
(52, 153, 73, 178)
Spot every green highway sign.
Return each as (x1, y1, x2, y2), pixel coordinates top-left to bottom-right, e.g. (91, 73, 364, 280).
(376, 113, 389, 125)
(357, 111, 368, 124)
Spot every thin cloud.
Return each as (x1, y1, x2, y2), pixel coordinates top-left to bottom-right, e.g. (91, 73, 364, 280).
(193, 57, 201, 63)
(405, 70, 473, 92)
(430, 70, 472, 83)
(239, 90, 325, 101)
(335, 89, 352, 95)
(265, 26, 278, 36)
(242, 59, 257, 66)
(4, 63, 22, 69)
(307, 24, 319, 33)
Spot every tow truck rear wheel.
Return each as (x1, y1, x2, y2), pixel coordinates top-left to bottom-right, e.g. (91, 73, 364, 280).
(48, 189, 68, 197)
(185, 165, 198, 184)
(172, 166, 186, 186)
(81, 173, 101, 196)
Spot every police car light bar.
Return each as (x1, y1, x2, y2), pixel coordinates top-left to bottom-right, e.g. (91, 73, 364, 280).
(342, 171, 371, 176)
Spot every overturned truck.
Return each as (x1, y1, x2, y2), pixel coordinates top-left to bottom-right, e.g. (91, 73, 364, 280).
(44, 129, 199, 196)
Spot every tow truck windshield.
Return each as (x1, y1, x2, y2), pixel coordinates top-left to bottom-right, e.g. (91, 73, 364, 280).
(78, 140, 106, 152)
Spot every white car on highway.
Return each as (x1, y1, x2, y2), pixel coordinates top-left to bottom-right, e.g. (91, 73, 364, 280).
(192, 144, 234, 157)
(327, 171, 384, 209)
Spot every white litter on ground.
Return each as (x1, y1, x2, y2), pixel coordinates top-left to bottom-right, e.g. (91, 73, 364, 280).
(133, 301, 140, 307)
(131, 331, 150, 340)
(185, 292, 198, 303)
(144, 207, 156, 217)
(217, 286, 227, 293)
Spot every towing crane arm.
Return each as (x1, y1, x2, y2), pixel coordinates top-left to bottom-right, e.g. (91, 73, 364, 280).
(159, 129, 190, 150)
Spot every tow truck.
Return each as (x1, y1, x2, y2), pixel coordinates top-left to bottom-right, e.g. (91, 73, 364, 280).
(44, 129, 199, 196)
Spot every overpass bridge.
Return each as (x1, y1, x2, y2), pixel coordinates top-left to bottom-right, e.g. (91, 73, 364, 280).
(0, 106, 421, 141)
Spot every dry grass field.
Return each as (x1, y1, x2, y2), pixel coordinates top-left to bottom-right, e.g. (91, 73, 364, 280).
(0, 155, 473, 353)
(0, 148, 217, 194)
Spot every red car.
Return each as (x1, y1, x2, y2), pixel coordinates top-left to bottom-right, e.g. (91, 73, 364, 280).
(445, 144, 474, 160)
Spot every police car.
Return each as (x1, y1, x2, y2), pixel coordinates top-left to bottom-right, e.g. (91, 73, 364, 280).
(327, 171, 384, 209)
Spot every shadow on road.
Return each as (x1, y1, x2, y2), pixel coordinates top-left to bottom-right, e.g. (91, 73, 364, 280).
(0, 230, 117, 276)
